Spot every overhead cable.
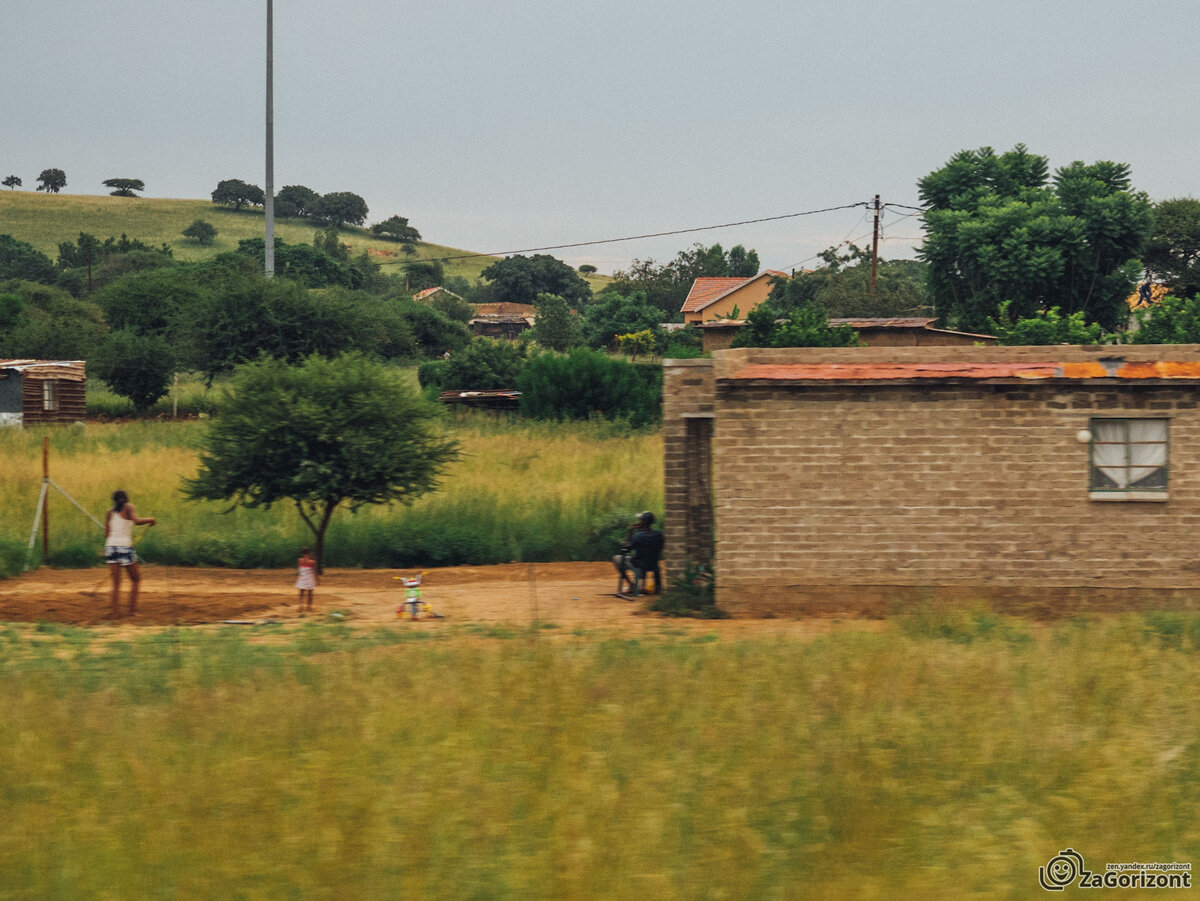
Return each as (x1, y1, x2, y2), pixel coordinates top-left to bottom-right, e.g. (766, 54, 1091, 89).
(376, 201, 871, 266)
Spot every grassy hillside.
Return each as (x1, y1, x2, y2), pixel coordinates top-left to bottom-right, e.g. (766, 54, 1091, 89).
(0, 191, 612, 290)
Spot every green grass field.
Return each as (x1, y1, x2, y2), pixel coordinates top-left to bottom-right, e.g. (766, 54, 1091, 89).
(0, 615, 1197, 897)
(0, 191, 613, 290)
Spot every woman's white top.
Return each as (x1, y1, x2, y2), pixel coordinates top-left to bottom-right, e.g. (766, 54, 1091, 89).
(106, 508, 135, 548)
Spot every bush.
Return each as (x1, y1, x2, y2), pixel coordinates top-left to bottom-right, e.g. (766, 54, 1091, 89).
(988, 300, 1112, 345)
(517, 349, 661, 427)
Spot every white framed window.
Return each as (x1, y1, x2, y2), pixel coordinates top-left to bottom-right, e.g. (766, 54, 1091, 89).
(42, 380, 58, 412)
(1089, 417, 1168, 501)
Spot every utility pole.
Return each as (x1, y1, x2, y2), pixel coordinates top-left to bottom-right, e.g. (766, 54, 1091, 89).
(264, 0, 275, 277)
(870, 194, 880, 295)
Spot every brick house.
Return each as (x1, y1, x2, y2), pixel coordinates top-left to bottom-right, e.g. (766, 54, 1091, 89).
(663, 345, 1200, 615)
(0, 360, 86, 426)
(680, 271, 788, 325)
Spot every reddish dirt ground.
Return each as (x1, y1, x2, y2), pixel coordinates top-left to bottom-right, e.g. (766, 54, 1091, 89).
(0, 561, 827, 635)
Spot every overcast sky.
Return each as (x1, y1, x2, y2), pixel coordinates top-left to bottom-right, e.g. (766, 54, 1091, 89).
(4, 1, 1198, 274)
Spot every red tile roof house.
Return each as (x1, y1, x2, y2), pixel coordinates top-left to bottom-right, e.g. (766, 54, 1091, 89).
(663, 344, 1200, 616)
(680, 271, 789, 325)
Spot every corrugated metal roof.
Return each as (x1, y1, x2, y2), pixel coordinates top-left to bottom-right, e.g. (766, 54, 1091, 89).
(725, 360, 1200, 383)
(0, 360, 86, 381)
(828, 317, 937, 328)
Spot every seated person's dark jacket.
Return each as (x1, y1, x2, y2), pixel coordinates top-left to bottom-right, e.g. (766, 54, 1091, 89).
(628, 528, 664, 572)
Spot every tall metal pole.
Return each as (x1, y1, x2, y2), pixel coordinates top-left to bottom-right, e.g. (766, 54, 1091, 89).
(264, 0, 275, 277)
(870, 194, 880, 295)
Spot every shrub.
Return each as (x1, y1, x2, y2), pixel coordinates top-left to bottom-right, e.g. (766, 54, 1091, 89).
(517, 349, 661, 427)
(988, 300, 1112, 345)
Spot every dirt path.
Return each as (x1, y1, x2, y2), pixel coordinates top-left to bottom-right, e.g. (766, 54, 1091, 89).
(0, 562, 853, 636)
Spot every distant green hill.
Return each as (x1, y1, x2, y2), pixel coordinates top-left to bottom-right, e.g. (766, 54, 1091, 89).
(0, 191, 610, 291)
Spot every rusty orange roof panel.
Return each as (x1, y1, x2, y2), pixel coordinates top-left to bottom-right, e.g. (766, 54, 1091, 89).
(725, 360, 1200, 383)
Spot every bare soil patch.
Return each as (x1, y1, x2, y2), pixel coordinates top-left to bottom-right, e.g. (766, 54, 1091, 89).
(0, 562, 826, 635)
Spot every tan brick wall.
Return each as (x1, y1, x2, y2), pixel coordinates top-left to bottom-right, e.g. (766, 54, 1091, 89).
(664, 346, 1200, 614)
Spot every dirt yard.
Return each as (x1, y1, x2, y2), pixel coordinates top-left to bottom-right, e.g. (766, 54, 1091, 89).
(4, 562, 1190, 635)
(0, 561, 813, 635)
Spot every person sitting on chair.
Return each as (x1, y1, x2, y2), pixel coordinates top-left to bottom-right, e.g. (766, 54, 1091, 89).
(613, 511, 665, 598)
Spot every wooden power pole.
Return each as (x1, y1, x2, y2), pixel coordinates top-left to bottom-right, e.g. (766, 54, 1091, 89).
(870, 194, 881, 295)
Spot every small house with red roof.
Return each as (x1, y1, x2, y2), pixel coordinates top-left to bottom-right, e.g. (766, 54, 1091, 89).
(680, 271, 787, 325)
(664, 344, 1200, 615)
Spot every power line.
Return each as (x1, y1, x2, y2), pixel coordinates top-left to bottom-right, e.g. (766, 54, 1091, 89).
(376, 201, 871, 266)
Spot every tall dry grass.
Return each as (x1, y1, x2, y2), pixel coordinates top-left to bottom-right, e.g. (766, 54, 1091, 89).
(0, 417, 661, 574)
(0, 618, 1197, 897)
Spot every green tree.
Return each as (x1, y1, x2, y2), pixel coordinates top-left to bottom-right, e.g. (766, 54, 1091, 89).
(580, 290, 664, 348)
(1126, 294, 1200, 344)
(530, 292, 580, 351)
(102, 178, 145, 197)
(183, 353, 460, 571)
(578, 264, 597, 274)
(607, 243, 761, 319)
(36, 168, 66, 193)
(370, 215, 421, 242)
(182, 219, 218, 245)
(2, 176, 21, 190)
(919, 145, 1153, 331)
(274, 184, 320, 218)
(480, 254, 591, 307)
(0, 234, 57, 283)
(421, 338, 526, 390)
(1144, 197, 1200, 300)
(731, 299, 859, 348)
(0, 281, 107, 359)
(211, 178, 265, 210)
(404, 259, 444, 293)
(987, 300, 1112, 345)
(429, 292, 473, 323)
(91, 330, 176, 413)
(312, 191, 369, 227)
(767, 246, 931, 318)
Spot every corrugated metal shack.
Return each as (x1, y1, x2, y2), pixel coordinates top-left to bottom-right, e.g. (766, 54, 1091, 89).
(0, 360, 87, 426)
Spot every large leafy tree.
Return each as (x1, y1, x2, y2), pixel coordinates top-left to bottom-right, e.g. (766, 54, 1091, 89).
(0, 282, 107, 359)
(184, 353, 459, 571)
(102, 178, 145, 197)
(0, 234, 57, 283)
(607, 243, 760, 319)
(370, 215, 421, 242)
(311, 191, 369, 227)
(580, 290, 664, 348)
(770, 244, 931, 318)
(211, 178, 265, 210)
(1144, 197, 1200, 300)
(182, 219, 218, 245)
(274, 184, 320, 218)
(36, 168, 66, 193)
(90, 330, 176, 413)
(731, 298, 859, 348)
(918, 145, 1153, 331)
(480, 254, 591, 307)
(530, 292, 580, 351)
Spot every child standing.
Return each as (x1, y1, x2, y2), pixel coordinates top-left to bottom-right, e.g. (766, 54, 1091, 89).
(295, 547, 317, 614)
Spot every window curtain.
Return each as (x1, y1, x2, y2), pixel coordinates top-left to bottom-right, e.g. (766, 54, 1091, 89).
(1093, 420, 1166, 488)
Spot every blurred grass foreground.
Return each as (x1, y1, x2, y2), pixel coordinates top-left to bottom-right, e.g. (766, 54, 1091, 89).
(1, 616, 1198, 898)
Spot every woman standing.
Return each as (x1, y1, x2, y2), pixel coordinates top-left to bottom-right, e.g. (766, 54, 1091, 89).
(104, 490, 155, 618)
